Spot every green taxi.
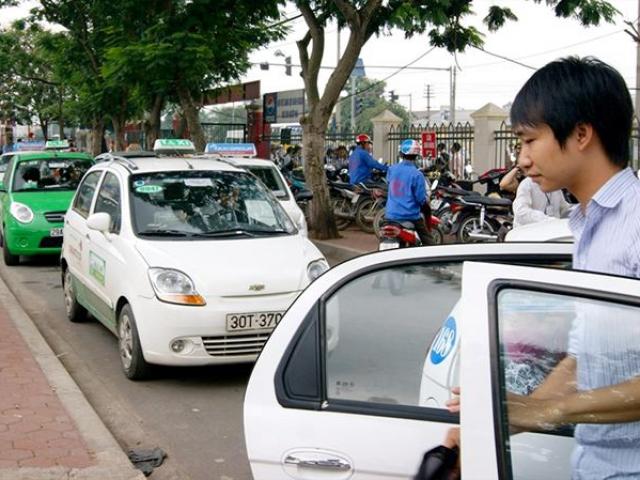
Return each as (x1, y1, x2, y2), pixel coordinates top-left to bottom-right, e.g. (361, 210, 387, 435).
(0, 149, 93, 265)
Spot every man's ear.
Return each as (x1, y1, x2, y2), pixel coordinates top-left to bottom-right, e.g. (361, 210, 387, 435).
(574, 123, 594, 151)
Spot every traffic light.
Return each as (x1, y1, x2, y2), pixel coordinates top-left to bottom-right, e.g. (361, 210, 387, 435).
(355, 97, 364, 116)
(285, 56, 292, 76)
(280, 128, 291, 144)
(389, 90, 399, 103)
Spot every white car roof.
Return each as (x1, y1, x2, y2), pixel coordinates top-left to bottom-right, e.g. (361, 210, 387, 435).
(505, 218, 573, 243)
(100, 155, 243, 175)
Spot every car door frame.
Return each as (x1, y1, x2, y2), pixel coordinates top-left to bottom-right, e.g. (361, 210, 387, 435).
(459, 261, 640, 479)
(244, 242, 574, 480)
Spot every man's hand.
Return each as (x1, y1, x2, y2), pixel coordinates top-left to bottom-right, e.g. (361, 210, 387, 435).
(445, 386, 460, 413)
(506, 392, 562, 431)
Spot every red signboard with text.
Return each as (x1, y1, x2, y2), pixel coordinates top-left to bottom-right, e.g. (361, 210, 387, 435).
(421, 131, 437, 158)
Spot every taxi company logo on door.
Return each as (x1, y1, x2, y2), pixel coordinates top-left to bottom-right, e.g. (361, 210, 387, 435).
(89, 252, 106, 286)
(430, 316, 457, 365)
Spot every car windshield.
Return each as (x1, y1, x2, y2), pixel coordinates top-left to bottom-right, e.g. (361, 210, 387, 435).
(245, 165, 289, 200)
(12, 158, 92, 192)
(130, 170, 297, 238)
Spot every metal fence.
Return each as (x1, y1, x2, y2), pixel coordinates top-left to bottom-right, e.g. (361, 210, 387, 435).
(494, 121, 518, 169)
(201, 122, 247, 143)
(630, 122, 640, 171)
(388, 122, 474, 167)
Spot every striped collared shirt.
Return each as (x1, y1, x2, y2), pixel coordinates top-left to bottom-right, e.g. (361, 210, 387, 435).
(567, 167, 640, 479)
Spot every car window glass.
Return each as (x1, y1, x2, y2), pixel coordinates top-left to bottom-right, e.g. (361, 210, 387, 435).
(12, 158, 92, 192)
(246, 166, 289, 199)
(129, 170, 296, 237)
(73, 171, 102, 218)
(495, 288, 640, 479)
(94, 172, 122, 233)
(324, 262, 462, 409)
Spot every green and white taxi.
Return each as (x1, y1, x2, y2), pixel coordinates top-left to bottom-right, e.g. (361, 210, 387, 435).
(61, 140, 328, 380)
(0, 145, 93, 265)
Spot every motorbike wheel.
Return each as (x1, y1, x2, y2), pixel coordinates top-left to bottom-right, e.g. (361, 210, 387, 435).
(332, 197, 352, 230)
(436, 205, 454, 235)
(355, 198, 379, 234)
(428, 226, 444, 245)
(457, 215, 495, 243)
(373, 208, 386, 238)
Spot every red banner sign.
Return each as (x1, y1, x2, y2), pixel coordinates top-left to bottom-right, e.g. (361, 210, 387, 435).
(421, 131, 437, 158)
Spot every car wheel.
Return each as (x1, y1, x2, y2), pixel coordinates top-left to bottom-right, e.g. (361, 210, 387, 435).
(118, 304, 152, 380)
(63, 268, 88, 323)
(3, 240, 19, 266)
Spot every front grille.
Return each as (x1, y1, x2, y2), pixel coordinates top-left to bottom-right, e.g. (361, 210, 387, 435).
(39, 237, 63, 248)
(44, 211, 65, 223)
(201, 332, 271, 357)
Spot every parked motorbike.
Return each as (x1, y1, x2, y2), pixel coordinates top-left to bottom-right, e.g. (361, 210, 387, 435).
(453, 195, 513, 243)
(330, 169, 386, 231)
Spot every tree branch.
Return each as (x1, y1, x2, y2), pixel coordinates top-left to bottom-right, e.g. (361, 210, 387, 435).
(297, 3, 323, 104)
(333, 0, 358, 26)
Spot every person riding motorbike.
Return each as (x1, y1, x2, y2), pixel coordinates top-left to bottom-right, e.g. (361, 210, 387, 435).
(348, 133, 388, 185)
(385, 139, 432, 245)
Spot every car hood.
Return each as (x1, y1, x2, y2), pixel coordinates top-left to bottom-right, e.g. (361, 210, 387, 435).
(11, 190, 74, 213)
(134, 234, 324, 296)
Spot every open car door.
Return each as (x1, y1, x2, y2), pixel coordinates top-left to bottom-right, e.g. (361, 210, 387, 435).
(460, 261, 640, 479)
(244, 243, 572, 480)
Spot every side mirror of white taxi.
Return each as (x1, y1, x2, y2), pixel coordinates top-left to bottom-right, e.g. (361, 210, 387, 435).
(87, 212, 111, 233)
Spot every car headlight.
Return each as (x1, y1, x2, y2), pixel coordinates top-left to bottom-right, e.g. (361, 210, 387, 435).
(148, 268, 206, 306)
(307, 259, 329, 282)
(10, 202, 34, 224)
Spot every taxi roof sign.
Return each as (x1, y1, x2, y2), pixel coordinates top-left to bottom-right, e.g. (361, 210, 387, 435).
(44, 139, 70, 150)
(205, 143, 256, 157)
(16, 141, 45, 152)
(153, 139, 196, 154)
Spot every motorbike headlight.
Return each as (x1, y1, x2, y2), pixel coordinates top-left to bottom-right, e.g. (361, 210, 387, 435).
(10, 202, 34, 224)
(307, 259, 329, 282)
(148, 268, 206, 306)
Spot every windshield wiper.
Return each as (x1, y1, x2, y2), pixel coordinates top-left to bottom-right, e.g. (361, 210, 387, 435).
(192, 229, 257, 238)
(138, 229, 190, 237)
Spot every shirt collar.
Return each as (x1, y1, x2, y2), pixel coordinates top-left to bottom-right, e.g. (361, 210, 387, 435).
(568, 167, 636, 237)
(591, 167, 636, 209)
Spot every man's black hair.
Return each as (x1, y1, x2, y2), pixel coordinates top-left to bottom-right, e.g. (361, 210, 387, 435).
(437, 142, 446, 150)
(511, 56, 633, 168)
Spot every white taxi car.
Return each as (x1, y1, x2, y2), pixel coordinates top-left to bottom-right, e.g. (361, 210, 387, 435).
(204, 143, 308, 237)
(61, 140, 327, 380)
(244, 242, 640, 479)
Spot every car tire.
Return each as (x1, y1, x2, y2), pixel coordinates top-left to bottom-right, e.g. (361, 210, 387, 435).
(63, 268, 88, 323)
(3, 240, 19, 266)
(118, 303, 152, 381)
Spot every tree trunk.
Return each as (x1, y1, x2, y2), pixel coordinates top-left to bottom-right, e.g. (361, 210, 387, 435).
(112, 114, 127, 151)
(176, 81, 205, 151)
(38, 115, 48, 140)
(145, 94, 164, 150)
(302, 114, 338, 239)
(58, 86, 65, 139)
(90, 117, 105, 156)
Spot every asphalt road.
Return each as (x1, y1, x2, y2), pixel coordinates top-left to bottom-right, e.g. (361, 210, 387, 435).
(0, 250, 345, 480)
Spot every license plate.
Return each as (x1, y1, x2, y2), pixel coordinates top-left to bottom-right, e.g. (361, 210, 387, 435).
(379, 240, 400, 250)
(50, 228, 63, 237)
(430, 199, 442, 210)
(226, 311, 284, 332)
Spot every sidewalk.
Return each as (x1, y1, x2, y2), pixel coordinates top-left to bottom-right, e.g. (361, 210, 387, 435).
(312, 226, 377, 263)
(0, 276, 144, 480)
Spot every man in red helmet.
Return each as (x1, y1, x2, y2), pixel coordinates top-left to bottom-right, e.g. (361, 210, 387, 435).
(348, 134, 388, 185)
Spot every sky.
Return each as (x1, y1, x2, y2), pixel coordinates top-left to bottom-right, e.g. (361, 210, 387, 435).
(2, 0, 639, 114)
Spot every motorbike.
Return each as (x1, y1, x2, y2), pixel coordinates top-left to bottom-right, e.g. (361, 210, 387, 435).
(330, 169, 386, 231)
(453, 195, 513, 243)
(378, 215, 444, 250)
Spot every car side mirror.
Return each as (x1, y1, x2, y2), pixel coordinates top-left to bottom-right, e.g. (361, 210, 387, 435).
(87, 212, 111, 233)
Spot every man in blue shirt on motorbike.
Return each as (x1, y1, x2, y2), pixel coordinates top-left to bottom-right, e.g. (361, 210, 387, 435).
(348, 134, 388, 185)
(385, 139, 431, 245)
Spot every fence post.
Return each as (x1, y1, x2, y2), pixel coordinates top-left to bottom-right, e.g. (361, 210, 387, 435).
(470, 103, 508, 175)
(371, 109, 402, 163)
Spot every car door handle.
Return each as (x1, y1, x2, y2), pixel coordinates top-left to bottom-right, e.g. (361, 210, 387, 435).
(284, 455, 351, 471)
